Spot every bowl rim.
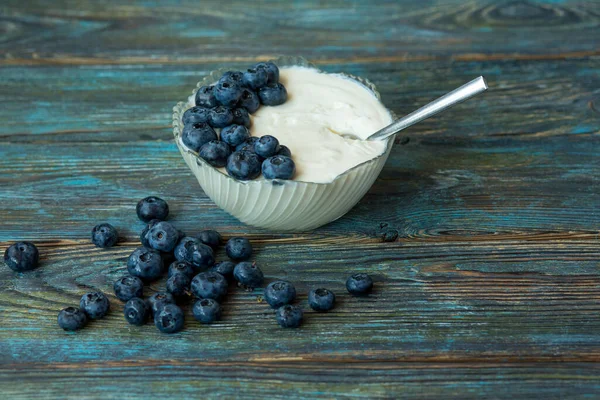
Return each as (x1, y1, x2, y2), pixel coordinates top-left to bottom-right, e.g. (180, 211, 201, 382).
(172, 55, 395, 187)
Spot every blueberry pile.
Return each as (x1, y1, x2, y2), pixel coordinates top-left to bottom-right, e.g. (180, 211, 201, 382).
(182, 62, 296, 181)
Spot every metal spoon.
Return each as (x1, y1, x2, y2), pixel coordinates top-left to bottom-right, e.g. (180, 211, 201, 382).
(346, 76, 488, 141)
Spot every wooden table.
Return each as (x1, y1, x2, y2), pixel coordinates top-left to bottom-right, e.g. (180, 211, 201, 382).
(1, 0, 599, 398)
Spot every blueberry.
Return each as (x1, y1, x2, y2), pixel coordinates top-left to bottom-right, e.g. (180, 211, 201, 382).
(220, 124, 250, 148)
(79, 291, 110, 319)
(113, 275, 144, 302)
(262, 155, 296, 180)
(235, 137, 260, 153)
(237, 88, 260, 113)
(183, 106, 210, 125)
(276, 305, 303, 328)
(254, 135, 280, 158)
(258, 83, 287, 106)
(154, 303, 184, 334)
(168, 260, 195, 279)
(140, 219, 160, 247)
(136, 196, 169, 223)
(195, 85, 218, 108)
(308, 288, 336, 312)
(226, 151, 262, 180)
(127, 246, 164, 282)
(166, 273, 191, 297)
(254, 61, 279, 84)
(242, 67, 269, 90)
(199, 140, 231, 168)
(219, 71, 244, 85)
(225, 237, 253, 261)
(214, 80, 243, 108)
(58, 307, 87, 331)
(191, 271, 228, 300)
(182, 121, 218, 152)
(277, 145, 292, 158)
(123, 297, 149, 326)
(3, 242, 39, 272)
(207, 106, 233, 128)
(232, 108, 251, 128)
(210, 261, 236, 281)
(148, 292, 176, 317)
(346, 273, 373, 295)
(264, 281, 296, 309)
(147, 221, 179, 253)
(193, 298, 222, 324)
(233, 262, 264, 289)
(196, 230, 222, 250)
(91, 223, 118, 248)
(174, 237, 215, 270)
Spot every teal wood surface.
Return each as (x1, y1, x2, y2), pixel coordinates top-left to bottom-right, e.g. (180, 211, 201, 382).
(1, 0, 599, 398)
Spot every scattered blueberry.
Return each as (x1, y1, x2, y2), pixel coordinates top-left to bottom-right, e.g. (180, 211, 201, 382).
(276, 305, 303, 328)
(214, 80, 243, 108)
(264, 281, 297, 309)
(136, 196, 169, 223)
(58, 307, 88, 331)
(154, 303, 185, 334)
(308, 288, 336, 312)
(231, 108, 251, 127)
(91, 223, 118, 248)
(140, 219, 160, 247)
(254, 61, 279, 84)
(182, 121, 218, 152)
(3, 242, 39, 272)
(226, 150, 262, 180)
(147, 221, 179, 253)
(225, 237, 253, 261)
(166, 273, 191, 298)
(233, 262, 264, 289)
(127, 246, 164, 282)
(277, 145, 292, 158)
(79, 292, 110, 319)
(220, 124, 250, 148)
(196, 230, 221, 250)
(174, 237, 215, 270)
(242, 67, 269, 90)
(183, 106, 210, 125)
(346, 273, 373, 295)
(113, 275, 144, 302)
(235, 136, 260, 153)
(262, 155, 295, 180)
(237, 88, 260, 113)
(381, 229, 399, 242)
(199, 140, 231, 168)
(254, 135, 280, 158)
(210, 261, 236, 281)
(123, 297, 149, 326)
(168, 260, 195, 279)
(148, 292, 176, 317)
(193, 298, 222, 324)
(219, 71, 244, 85)
(195, 85, 218, 108)
(191, 271, 228, 300)
(258, 83, 287, 106)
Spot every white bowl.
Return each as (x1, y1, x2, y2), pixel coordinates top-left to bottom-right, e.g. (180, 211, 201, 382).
(172, 56, 394, 232)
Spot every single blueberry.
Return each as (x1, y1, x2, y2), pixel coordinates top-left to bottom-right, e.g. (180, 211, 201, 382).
(237, 88, 260, 113)
(254, 135, 280, 158)
(58, 307, 87, 331)
(233, 262, 264, 289)
(254, 61, 279, 84)
(80, 291, 110, 319)
(174, 237, 215, 270)
(148, 292, 176, 317)
(214, 80, 243, 108)
(136, 196, 169, 223)
(113, 275, 144, 302)
(226, 150, 262, 180)
(219, 71, 244, 85)
(220, 124, 250, 148)
(3, 242, 39, 272)
(154, 303, 184, 334)
(140, 219, 160, 247)
(182, 121, 218, 152)
(346, 273, 373, 295)
(193, 298, 222, 324)
(166, 273, 191, 298)
(231, 108, 251, 127)
(199, 140, 232, 168)
(91, 223, 118, 248)
(127, 246, 164, 282)
(147, 221, 179, 253)
(258, 83, 287, 106)
(235, 137, 260, 154)
(208, 106, 234, 128)
(123, 297, 149, 326)
(262, 155, 296, 180)
(195, 85, 218, 108)
(196, 230, 222, 250)
(264, 281, 297, 309)
(308, 288, 336, 312)
(168, 260, 195, 279)
(191, 271, 228, 300)
(276, 305, 303, 328)
(277, 145, 292, 158)
(210, 261, 236, 281)
(183, 106, 210, 125)
(242, 67, 269, 90)
(225, 237, 253, 261)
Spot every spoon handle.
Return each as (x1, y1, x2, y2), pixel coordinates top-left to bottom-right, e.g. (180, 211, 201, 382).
(367, 76, 488, 141)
